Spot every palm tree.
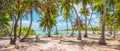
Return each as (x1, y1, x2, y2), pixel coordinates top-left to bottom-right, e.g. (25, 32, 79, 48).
(39, 14, 56, 37)
(100, 12, 114, 35)
(109, 0, 120, 38)
(71, 0, 82, 40)
(79, 8, 90, 37)
(20, 10, 33, 42)
(87, 0, 95, 34)
(20, 0, 34, 42)
(0, 14, 11, 34)
(38, 0, 58, 37)
(60, 0, 72, 35)
(99, 0, 106, 45)
(82, 0, 91, 38)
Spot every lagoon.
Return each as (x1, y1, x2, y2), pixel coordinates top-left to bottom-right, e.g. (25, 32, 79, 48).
(35, 30, 100, 35)
(35, 30, 120, 35)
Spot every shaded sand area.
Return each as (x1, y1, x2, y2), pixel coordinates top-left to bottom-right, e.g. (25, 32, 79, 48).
(0, 34, 120, 51)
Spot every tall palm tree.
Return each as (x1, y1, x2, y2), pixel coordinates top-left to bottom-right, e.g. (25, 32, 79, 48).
(38, 0, 58, 37)
(109, 0, 120, 38)
(81, 0, 91, 38)
(39, 14, 56, 37)
(20, 10, 33, 42)
(60, 0, 72, 35)
(79, 8, 90, 37)
(99, 0, 106, 45)
(20, 0, 35, 42)
(71, 0, 82, 40)
(100, 13, 114, 35)
(87, 0, 95, 34)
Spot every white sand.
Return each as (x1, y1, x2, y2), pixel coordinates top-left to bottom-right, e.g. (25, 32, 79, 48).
(0, 34, 120, 51)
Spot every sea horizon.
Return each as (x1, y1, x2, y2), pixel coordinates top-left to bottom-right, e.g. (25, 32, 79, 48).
(35, 30, 120, 35)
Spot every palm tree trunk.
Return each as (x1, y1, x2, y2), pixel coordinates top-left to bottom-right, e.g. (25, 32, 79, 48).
(71, 26, 75, 36)
(10, 0, 20, 44)
(18, 16, 22, 38)
(87, 2, 95, 34)
(90, 22, 95, 34)
(56, 26, 58, 35)
(48, 29, 51, 37)
(66, 20, 68, 34)
(70, 19, 74, 36)
(109, 25, 112, 35)
(112, 5, 116, 38)
(20, 11, 33, 42)
(99, 0, 106, 45)
(10, 18, 19, 44)
(71, 1, 81, 40)
(84, 16, 88, 37)
(10, 17, 14, 44)
(48, 12, 51, 37)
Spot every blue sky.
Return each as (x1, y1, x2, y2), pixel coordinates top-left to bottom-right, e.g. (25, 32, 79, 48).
(19, 4, 100, 31)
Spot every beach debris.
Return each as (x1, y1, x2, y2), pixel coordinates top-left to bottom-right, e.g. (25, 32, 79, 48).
(87, 40, 94, 46)
(35, 35, 40, 42)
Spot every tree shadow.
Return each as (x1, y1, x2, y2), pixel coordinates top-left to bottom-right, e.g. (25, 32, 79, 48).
(23, 39, 49, 44)
(87, 37, 100, 40)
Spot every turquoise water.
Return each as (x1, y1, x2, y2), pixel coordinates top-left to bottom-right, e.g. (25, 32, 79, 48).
(35, 30, 100, 35)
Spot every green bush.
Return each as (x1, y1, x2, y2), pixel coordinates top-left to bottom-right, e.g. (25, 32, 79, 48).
(0, 29, 9, 37)
(15, 26, 37, 38)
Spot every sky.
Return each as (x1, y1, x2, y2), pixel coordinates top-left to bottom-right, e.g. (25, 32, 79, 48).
(18, 4, 100, 31)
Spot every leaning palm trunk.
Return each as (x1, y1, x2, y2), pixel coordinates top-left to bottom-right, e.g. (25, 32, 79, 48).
(66, 20, 69, 34)
(10, 17, 14, 43)
(71, 25, 75, 36)
(84, 16, 88, 37)
(99, 0, 106, 45)
(87, 2, 95, 34)
(72, 2, 81, 40)
(70, 19, 74, 36)
(71, 1, 81, 40)
(10, 18, 19, 44)
(90, 22, 95, 34)
(10, 0, 20, 44)
(112, 5, 116, 38)
(18, 16, 22, 38)
(20, 11, 33, 42)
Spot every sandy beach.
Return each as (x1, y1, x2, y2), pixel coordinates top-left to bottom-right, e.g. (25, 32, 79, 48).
(0, 34, 120, 51)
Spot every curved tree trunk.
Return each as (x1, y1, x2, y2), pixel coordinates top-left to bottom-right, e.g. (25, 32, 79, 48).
(112, 5, 116, 38)
(99, 0, 106, 45)
(10, 18, 19, 44)
(90, 22, 95, 34)
(20, 11, 33, 42)
(9, 17, 14, 44)
(18, 16, 22, 38)
(87, 2, 95, 34)
(84, 16, 88, 37)
(66, 20, 69, 35)
(72, 2, 81, 40)
(70, 19, 74, 36)
(10, 1, 20, 44)
(109, 25, 113, 35)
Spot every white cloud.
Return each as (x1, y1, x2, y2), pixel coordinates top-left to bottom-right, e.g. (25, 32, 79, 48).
(57, 22, 71, 30)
